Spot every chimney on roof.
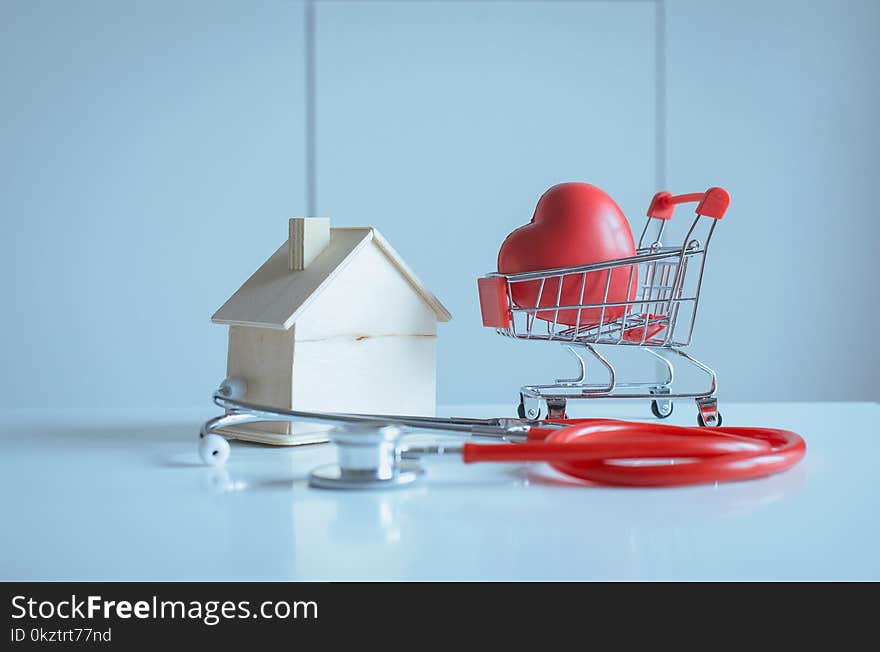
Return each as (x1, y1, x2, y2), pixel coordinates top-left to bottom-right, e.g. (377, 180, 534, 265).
(289, 217, 331, 271)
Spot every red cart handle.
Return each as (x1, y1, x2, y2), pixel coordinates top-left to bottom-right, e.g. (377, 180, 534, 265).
(646, 187, 729, 220)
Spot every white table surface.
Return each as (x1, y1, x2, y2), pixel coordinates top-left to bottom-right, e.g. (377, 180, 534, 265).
(1, 401, 877, 581)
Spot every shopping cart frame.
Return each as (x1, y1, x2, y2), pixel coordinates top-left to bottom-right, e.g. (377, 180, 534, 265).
(478, 187, 730, 426)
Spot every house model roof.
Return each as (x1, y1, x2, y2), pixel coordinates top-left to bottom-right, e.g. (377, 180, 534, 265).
(212, 227, 452, 330)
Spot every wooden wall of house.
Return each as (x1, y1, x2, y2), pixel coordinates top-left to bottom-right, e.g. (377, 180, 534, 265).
(291, 240, 438, 415)
(226, 325, 295, 436)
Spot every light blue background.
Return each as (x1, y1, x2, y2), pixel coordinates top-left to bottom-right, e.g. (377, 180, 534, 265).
(1, 0, 877, 410)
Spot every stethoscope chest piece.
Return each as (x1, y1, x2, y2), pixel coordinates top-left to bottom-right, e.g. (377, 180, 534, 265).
(308, 424, 423, 490)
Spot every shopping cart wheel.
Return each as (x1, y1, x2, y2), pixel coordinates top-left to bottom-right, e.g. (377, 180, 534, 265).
(518, 400, 546, 419)
(650, 399, 674, 419)
(546, 398, 567, 420)
(517, 395, 564, 420)
(517, 394, 539, 419)
(697, 411, 723, 427)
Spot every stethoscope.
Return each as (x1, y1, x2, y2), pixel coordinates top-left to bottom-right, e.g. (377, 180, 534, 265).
(198, 377, 806, 489)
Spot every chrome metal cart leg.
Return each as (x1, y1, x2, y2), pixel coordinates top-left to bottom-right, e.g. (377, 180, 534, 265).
(664, 347, 721, 426)
(645, 349, 674, 418)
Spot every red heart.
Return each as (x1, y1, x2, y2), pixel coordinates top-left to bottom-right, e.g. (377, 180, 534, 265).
(498, 183, 638, 327)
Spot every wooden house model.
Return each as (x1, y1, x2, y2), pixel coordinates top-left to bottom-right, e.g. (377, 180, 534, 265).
(211, 218, 451, 445)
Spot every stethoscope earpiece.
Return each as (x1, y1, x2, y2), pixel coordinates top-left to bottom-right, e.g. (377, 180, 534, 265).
(199, 433, 231, 466)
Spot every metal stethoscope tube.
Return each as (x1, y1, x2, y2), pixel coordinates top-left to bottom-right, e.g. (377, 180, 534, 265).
(199, 378, 806, 490)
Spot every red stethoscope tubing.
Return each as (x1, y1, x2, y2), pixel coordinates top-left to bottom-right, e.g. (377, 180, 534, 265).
(461, 419, 806, 487)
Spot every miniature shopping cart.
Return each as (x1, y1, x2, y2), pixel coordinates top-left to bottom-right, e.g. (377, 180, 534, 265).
(478, 187, 730, 426)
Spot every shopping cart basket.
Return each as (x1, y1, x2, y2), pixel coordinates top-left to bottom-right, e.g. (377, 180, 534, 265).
(478, 187, 730, 426)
